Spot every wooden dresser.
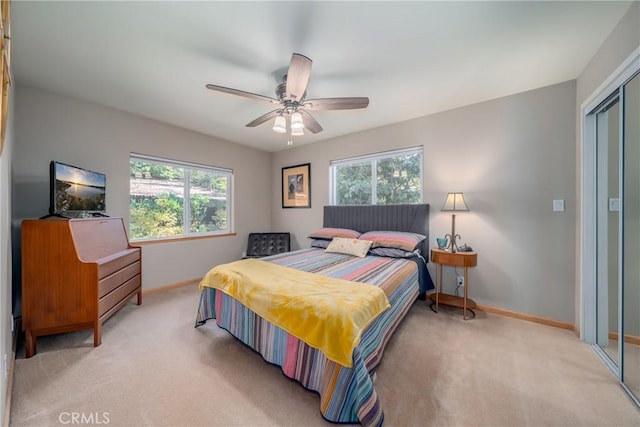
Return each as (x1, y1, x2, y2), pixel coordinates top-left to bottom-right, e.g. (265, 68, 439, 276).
(21, 217, 142, 358)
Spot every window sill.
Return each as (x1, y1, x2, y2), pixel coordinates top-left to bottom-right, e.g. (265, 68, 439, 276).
(131, 232, 237, 246)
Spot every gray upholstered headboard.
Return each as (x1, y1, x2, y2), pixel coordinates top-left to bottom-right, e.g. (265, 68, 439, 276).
(323, 204, 430, 255)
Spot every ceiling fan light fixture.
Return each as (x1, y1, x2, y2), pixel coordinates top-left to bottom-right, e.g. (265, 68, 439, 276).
(291, 127, 304, 136)
(273, 115, 287, 133)
(290, 111, 304, 130)
(206, 53, 369, 137)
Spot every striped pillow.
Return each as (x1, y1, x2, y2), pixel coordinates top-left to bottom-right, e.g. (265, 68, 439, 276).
(359, 230, 426, 252)
(308, 227, 361, 240)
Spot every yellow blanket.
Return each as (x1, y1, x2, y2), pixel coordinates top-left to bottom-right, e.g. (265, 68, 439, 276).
(199, 258, 390, 367)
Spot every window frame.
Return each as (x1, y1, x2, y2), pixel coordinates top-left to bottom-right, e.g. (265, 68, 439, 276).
(129, 153, 234, 242)
(329, 146, 423, 205)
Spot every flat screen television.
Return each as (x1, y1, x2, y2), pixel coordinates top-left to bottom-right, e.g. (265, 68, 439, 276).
(49, 161, 106, 217)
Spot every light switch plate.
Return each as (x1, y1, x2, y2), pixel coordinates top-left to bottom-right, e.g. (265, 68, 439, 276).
(609, 198, 620, 212)
(553, 199, 565, 212)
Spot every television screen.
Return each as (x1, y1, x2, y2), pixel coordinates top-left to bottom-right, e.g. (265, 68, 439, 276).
(50, 161, 106, 217)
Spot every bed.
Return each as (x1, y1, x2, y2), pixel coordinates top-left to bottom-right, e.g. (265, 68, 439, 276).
(195, 204, 433, 426)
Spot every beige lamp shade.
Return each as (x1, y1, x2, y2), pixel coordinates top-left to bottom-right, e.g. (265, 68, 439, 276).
(441, 192, 469, 212)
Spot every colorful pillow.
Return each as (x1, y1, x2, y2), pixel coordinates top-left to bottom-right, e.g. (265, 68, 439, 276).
(310, 239, 331, 249)
(368, 247, 417, 258)
(307, 227, 361, 240)
(359, 230, 426, 252)
(325, 237, 373, 258)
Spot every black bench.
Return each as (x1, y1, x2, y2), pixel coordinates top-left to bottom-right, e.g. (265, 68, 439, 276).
(243, 232, 291, 258)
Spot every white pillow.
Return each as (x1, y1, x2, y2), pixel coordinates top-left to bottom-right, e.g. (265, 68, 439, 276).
(325, 237, 373, 258)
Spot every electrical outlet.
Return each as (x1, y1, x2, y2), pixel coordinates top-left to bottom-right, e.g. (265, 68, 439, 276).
(455, 275, 465, 297)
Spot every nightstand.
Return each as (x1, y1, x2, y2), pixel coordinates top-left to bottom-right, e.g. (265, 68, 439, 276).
(429, 248, 478, 320)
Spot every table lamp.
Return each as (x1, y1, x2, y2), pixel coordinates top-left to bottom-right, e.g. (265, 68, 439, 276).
(441, 192, 469, 253)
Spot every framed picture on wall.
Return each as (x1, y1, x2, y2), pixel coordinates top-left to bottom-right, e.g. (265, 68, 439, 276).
(282, 163, 311, 208)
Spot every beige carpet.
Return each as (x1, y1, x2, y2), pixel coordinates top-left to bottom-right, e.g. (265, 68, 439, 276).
(9, 285, 640, 427)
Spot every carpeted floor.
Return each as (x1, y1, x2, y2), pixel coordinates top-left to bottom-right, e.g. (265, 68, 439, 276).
(9, 285, 640, 426)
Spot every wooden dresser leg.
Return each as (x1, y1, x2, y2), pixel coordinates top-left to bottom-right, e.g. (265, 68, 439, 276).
(25, 330, 36, 358)
(94, 322, 102, 347)
(137, 289, 142, 305)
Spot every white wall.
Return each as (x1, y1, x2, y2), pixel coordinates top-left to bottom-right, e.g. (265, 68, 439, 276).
(577, 2, 640, 106)
(272, 81, 577, 323)
(12, 85, 272, 298)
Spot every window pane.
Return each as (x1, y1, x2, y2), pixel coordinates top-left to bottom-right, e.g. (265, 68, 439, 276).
(335, 162, 372, 205)
(130, 155, 233, 241)
(189, 169, 229, 233)
(130, 161, 185, 239)
(331, 148, 422, 206)
(376, 152, 422, 204)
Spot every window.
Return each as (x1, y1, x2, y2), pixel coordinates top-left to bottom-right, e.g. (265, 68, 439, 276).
(330, 147, 423, 205)
(129, 154, 233, 241)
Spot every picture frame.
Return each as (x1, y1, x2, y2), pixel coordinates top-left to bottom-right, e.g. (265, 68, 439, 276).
(282, 163, 311, 208)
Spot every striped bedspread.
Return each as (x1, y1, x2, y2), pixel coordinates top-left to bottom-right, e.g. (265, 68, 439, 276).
(198, 258, 390, 367)
(195, 248, 420, 426)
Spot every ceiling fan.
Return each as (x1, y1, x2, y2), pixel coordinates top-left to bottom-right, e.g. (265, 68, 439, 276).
(205, 53, 369, 136)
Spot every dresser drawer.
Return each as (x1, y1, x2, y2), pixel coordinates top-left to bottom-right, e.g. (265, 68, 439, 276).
(97, 249, 141, 279)
(99, 274, 141, 317)
(98, 261, 141, 298)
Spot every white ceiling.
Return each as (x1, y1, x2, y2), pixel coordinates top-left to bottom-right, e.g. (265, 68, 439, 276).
(11, 1, 633, 153)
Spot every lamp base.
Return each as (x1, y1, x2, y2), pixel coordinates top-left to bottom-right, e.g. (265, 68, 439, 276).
(444, 233, 462, 253)
(445, 213, 462, 252)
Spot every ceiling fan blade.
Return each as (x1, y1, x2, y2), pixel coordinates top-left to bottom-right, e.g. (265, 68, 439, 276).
(299, 110, 323, 134)
(245, 109, 281, 128)
(286, 53, 312, 101)
(303, 97, 370, 111)
(205, 84, 278, 104)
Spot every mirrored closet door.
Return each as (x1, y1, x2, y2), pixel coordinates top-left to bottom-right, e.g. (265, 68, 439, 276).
(622, 71, 639, 401)
(592, 69, 640, 406)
